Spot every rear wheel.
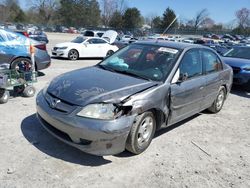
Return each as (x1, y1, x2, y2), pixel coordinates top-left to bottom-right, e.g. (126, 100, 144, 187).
(0, 89, 9, 104)
(68, 49, 79, 60)
(106, 50, 114, 57)
(126, 111, 156, 155)
(11, 58, 32, 71)
(208, 86, 226, 113)
(23, 86, 36, 97)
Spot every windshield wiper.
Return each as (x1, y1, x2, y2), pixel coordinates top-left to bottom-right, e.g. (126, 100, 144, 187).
(115, 70, 152, 81)
(97, 64, 117, 72)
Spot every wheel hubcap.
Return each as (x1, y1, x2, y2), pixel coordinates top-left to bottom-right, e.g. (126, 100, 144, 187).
(137, 116, 153, 147)
(70, 51, 78, 60)
(216, 90, 224, 109)
(15, 60, 31, 71)
(3, 93, 8, 100)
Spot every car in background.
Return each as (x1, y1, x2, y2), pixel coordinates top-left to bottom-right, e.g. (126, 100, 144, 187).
(52, 30, 119, 60)
(121, 35, 133, 42)
(37, 41, 233, 156)
(222, 46, 250, 90)
(28, 30, 49, 44)
(0, 29, 51, 71)
(81, 30, 105, 37)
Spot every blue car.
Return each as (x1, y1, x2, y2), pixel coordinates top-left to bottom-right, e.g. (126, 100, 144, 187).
(222, 46, 250, 90)
(0, 29, 51, 71)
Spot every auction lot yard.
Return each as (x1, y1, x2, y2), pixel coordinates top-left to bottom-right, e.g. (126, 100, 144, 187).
(0, 33, 250, 188)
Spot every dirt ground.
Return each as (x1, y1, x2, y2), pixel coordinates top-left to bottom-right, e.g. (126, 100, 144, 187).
(0, 33, 250, 188)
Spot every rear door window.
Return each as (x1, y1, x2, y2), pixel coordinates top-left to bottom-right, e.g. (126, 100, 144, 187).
(201, 50, 222, 73)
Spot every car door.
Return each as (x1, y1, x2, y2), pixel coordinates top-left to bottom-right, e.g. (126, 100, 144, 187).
(0, 34, 12, 66)
(93, 38, 110, 57)
(169, 49, 206, 124)
(81, 38, 100, 57)
(201, 49, 223, 109)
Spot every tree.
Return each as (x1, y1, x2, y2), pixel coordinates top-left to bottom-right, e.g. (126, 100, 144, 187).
(31, 0, 59, 25)
(109, 11, 124, 29)
(123, 7, 142, 29)
(161, 7, 178, 29)
(0, 0, 27, 22)
(100, 0, 127, 27)
(57, 0, 101, 27)
(152, 16, 162, 29)
(193, 9, 209, 31)
(200, 17, 215, 29)
(235, 8, 250, 28)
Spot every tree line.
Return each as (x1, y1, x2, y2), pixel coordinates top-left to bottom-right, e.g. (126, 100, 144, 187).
(0, 0, 249, 34)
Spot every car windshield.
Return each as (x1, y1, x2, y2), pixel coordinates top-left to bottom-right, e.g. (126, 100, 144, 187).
(99, 44, 180, 81)
(71, 37, 86, 43)
(223, 47, 250, 60)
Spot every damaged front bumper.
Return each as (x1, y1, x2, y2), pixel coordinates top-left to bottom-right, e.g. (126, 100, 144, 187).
(36, 91, 136, 156)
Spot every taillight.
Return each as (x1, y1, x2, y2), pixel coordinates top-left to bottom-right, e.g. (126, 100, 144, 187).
(23, 32, 29, 37)
(35, 44, 47, 51)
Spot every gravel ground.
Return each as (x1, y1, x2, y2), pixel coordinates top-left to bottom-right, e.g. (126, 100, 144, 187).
(0, 33, 250, 188)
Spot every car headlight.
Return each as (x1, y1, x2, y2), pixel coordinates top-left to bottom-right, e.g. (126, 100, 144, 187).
(77, 103, 120, 120)
(57, 47, 67, 50)
(243, 67, 250, 71)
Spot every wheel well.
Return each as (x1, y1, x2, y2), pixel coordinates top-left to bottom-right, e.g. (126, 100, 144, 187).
(221, 84, 227, 94)
(148, 108, 166, 130)
(69, 49, 79, 54)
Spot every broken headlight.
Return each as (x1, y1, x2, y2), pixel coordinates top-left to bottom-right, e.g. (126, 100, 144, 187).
(77, 103, 121, 120)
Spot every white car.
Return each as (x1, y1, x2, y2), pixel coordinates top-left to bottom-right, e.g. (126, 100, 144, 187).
(52, 30, 119, 60)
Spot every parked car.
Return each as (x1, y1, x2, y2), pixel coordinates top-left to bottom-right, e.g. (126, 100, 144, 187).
(0, 29, 51, 71)
(81, 30, 105, 37)
(222, 46, 250, 90)
(28, 30, 49, 44)
(37, 41, 233, 156)
(52, 30, 119, 60)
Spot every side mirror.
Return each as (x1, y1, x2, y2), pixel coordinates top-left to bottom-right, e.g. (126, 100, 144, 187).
(178, 73, 188, 83)
(84, 42, 89, 47)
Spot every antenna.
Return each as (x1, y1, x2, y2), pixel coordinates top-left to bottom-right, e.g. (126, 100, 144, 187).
(162, 15, 179, 36)
(155, 15, 179, 43)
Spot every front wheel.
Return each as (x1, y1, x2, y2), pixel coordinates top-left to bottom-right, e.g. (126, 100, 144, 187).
(68, 49, 79, 60)
(126, 112, 156, 155)
(208, 86, 226, 113)
(0, 89, 9, 104)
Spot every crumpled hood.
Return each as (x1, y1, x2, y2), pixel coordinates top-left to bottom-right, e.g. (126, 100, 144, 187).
(47, 67, 158, 106)
(222, 57, 250, 68)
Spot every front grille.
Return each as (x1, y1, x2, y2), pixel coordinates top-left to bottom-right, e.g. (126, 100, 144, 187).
(45, 92, 77, 113)
(39, 114, 72, 142)
(231, 66, 241, 74)
(38, 114, 92, 146)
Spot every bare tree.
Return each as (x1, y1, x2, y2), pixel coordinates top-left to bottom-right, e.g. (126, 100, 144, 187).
(101, 0, 127, 27)
(31, 0, 59, 25)
(236, 8, 250, 28)
(193, 9, 209, 31)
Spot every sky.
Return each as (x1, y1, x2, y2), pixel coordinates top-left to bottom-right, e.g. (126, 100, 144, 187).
(19, 0, 250, 24)
(126, 0, 250, 24)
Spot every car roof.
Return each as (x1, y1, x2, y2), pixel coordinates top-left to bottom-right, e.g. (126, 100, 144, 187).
(135, 40, 202, 50)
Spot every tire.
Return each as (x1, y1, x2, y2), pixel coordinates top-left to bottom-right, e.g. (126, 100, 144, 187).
(0, 89, 9, 104)
(208, 86, 226, 113)
(23, 86, 36, 97)
(106, 50, 114, 57)
(68, 49, 79, 60)
(126, 111, 156, 155)
(243, 80, 250, 92)
(11, 57, 32, 71)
